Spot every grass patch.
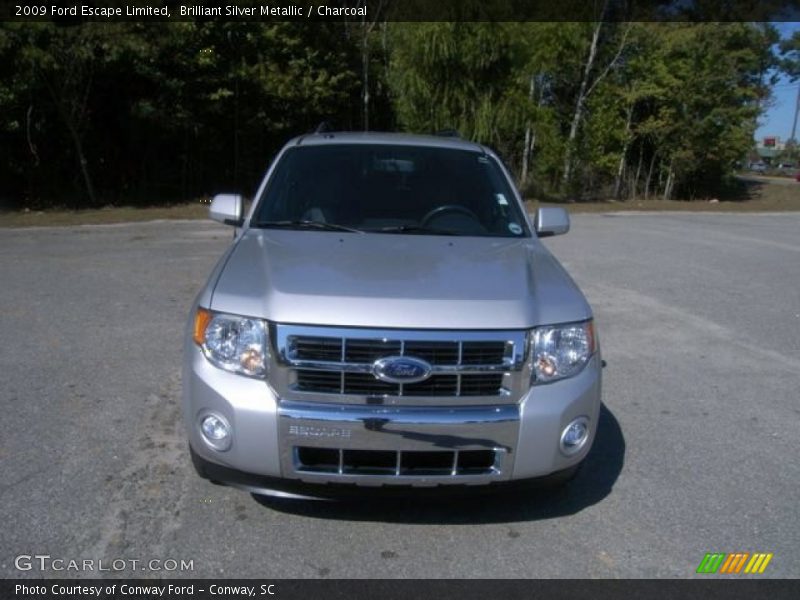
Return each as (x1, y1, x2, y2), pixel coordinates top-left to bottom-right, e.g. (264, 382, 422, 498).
(528, 176, 799, 213)
(0, 177, 797, 228)
(0, 202, 209, 228)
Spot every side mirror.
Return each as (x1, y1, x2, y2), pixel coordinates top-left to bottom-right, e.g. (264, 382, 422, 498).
(209, 194, 244, 226)
(535, 207, 570, 237)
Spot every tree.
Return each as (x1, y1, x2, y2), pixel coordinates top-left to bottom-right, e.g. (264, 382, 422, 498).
(779, 30, 800, 142)
(387, 23, 525, 149)
(628, 24, 773, 199)
(0, 20, 784, 209)
(514, 23, 572, 187)
(11, 23, 110, 207)
(560, 6, 631, 190)
(343, 0, 390, 131)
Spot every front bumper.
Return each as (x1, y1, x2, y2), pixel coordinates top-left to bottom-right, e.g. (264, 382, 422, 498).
(182, 342, 602, 492)
(189, 445, 583, 500)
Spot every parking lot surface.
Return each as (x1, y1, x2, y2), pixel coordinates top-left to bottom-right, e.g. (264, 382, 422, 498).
(1, 213, 798, 578)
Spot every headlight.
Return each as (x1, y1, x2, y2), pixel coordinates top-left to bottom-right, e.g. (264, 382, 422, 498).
(531, 320, 595, 384)
(193, 308, 268, 378)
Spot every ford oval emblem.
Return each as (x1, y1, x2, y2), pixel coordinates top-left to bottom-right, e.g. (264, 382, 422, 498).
(373, 356, 433, 384)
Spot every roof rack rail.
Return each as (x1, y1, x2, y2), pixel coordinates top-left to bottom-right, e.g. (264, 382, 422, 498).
(434, 128, 461, 138)
(314, 121, 335, 134)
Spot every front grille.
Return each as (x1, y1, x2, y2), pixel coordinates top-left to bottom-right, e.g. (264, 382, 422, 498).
(294, 370, 341, 392)
(344, 339, 401, 363)
(460, 341, 507, 365)
(295, 446, 498, 476)
(275, 325, 528, 404)
(291, 337, 506, 367)
(458, 374, 505, 396)
(291, 336, 342, 362)
(344, 372, 399, 395)
(403, 341, 459, 364)
(296, 370, 503, 396)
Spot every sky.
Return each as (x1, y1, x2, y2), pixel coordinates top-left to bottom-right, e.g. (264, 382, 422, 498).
(755, 22, 800, 144)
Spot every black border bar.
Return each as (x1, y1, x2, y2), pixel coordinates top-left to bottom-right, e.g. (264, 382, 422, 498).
(3, 579, 800, 600)
(3, 0, 800, 22)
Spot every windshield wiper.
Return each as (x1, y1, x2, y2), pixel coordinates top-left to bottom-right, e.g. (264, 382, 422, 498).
(253, 220, 364, 233)
(368, 225, 461, 236)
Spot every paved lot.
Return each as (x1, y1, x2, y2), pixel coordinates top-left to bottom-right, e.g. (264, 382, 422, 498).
(739, 173, 798, 186)
(1, 213, 799, 578)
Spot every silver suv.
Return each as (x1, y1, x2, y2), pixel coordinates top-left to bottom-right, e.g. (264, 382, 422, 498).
(183, 132, 601, 499)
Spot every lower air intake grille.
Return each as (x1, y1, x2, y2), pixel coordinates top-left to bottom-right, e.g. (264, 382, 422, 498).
(295, 447, 498, 476)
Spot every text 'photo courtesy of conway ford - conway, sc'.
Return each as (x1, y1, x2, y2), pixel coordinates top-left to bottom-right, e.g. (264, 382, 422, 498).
(183, 130, 601, 500)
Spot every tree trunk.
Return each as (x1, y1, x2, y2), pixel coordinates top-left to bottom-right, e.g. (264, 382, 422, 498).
(362, 34, 369, 130)
(26, 104, 40, 167)
(632, 142, 643, 200)
(663, 160, 675, 201)
(40, 65, 98, 208)
(234, 75, 240, 188)
(181, 128, 188, 202)
(644, 152, 657, 201)
(65, 118, 97, 208)
(520, 74, 536, 185)
(562, 20, 602, 188)
(52, 93, 97, 208)
(613, 104, 634, 199)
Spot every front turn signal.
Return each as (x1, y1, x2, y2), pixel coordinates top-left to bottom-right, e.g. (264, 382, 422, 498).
(193, 307, 213, 345)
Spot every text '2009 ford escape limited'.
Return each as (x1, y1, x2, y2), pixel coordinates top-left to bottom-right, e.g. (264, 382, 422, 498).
(183, 131, 601, 499)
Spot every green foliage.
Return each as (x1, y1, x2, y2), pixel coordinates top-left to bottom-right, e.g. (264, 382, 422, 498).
(0, 20, 785, 208)
(388, 23, 522, 142)
(623, 23, 768, 198)
(779, 30, 799, 81)
(0, 21, 360, 207)
(388, 21, 780, 201)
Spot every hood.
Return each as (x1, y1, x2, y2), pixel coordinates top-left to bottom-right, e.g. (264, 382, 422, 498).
(209, 230, 591, 329)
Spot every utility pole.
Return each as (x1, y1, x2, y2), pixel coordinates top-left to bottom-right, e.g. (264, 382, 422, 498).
(791, 83, 800, 144)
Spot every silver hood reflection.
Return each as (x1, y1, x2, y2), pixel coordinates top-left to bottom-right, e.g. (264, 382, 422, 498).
(209, 229, 591, 329)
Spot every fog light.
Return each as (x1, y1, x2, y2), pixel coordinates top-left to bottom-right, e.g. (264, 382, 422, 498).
(200, 413, 232, 451)
(560, 417, 589, 455)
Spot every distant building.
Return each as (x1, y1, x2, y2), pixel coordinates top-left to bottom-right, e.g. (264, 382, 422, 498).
(751, 136, 785, 163)
(756, 136, 786, 151)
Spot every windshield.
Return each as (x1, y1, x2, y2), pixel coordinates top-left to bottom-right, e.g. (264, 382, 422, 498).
(252, 144, 529, 237)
